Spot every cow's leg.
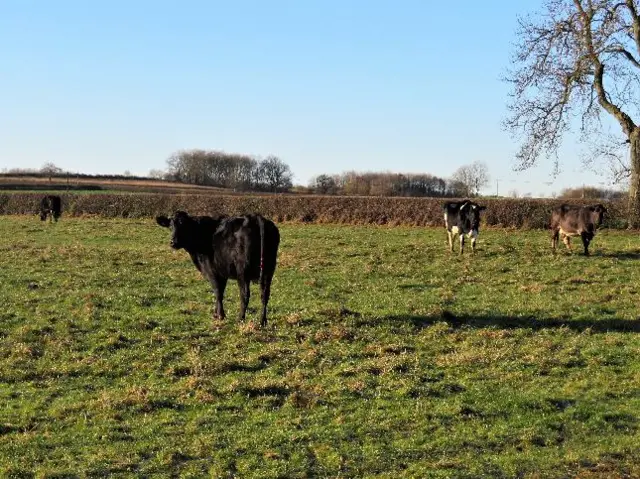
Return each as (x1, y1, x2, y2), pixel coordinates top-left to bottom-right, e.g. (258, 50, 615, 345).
(237, 275, 251, 321)
(551, 229, 559, 251)
(459, 234, 465, 254)
(260, 274, 272, 327)
(581, 232, 591, 256)
(469, 230, 478, 253)
(212, 276, 227, 320)
(447, 230, 453, 252)
(562, 234, 572, 251)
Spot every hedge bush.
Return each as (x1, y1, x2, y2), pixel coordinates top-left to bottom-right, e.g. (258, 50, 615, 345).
(0, 192, 629, 229)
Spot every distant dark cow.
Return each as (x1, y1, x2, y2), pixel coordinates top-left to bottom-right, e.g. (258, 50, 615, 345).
(39, 195, 62, 222)
(156, 211, 280, 326)
(550, 204, 607, 255)
(443, 200, 486, 254)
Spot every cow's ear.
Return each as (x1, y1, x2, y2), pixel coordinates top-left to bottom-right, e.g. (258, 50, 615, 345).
(156, 216, 171, 228)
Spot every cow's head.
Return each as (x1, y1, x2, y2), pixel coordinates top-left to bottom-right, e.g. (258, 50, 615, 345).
(590, 204, 607, 226)
(156, 210, 195, 250)
(461, 201, 486, 231)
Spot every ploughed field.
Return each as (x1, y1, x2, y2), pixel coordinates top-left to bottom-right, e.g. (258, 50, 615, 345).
(1, 216, 640, 478)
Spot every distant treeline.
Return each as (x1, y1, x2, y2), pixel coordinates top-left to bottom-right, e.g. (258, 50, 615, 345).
(165, 150, 293, 193)
(3, 159, 626, 201)
(558, 186, 626, 200)
(306, 172, 468, 197)
(0, 170, 152, 182)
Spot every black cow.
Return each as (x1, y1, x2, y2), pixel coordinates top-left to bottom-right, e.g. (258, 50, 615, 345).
(40, 195, 62, 222)
(156, 211, 280, 326)
(550, 204, 607, 256)
(443, 200, 486, 254)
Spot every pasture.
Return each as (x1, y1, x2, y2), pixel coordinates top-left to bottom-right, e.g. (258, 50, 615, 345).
(1, 216, 640, 477)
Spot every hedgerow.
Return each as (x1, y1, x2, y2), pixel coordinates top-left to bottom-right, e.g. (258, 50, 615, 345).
(0, 192, 629, 229)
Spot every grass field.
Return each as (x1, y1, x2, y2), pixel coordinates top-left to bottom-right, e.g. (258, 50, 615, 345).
(1, 216, 640, 478)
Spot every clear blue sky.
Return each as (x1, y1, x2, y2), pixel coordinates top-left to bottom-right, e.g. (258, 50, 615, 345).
(0, 0, 623, 196)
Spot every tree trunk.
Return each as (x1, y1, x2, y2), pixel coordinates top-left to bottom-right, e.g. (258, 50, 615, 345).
(628, 129, 640, 229)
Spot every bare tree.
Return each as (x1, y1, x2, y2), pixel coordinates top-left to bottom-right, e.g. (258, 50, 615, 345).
(505, 0, 640, 227)
(445, 179, 468, 197)
(40, 162, 63, 175)
(450, 161, 490, 196)
(310, 174, 338, 195)
(258, 156, 293, 193)
(230, 156, 258, 191)
(148, 169, 166, 180)
(166, 149, 206, 184)
(40, 162, 64, 182)
(470, 161, 490, 195)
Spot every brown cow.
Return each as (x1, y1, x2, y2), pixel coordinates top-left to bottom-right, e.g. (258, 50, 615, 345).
(550, 204, 607, 256)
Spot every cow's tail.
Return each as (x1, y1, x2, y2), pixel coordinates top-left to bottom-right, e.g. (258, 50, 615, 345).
(258, 214, 265, 283)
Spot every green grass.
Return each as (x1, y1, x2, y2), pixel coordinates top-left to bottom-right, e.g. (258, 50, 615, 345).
(1, 216, 640, 478)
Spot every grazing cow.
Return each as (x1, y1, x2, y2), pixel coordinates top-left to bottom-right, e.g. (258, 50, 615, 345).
(156, 211, 280, 326)
(550, 204, 607, 256)
(39, 195, 62, 222)
(443, 200, 486, 254)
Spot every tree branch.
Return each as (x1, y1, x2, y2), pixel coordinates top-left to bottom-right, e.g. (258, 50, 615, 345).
(575, 0, 637, 135)
(625, 0, 640, 56)
(606, 45, 640, 68)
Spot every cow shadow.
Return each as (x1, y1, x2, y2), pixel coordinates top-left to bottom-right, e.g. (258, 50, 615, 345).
(376, 312, 640, 333)
(597, 251, 640, 260)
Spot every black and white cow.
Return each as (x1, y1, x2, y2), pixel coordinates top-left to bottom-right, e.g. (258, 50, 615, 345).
(156, 211, 280, 326)
(40, 195, 62, 222)
(550, 204, 607, 256)
(443, 200, 486, 254)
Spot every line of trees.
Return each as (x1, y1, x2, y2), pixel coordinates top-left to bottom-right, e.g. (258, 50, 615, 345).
(165, 149, 293, 193)
(558, 186, 626, 200)
(308, 171, 467, 197)
(0, 163, 152, 181)
(4, 157, 497, 199)
(308, 161, 490, 197)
